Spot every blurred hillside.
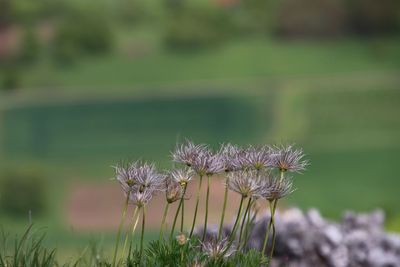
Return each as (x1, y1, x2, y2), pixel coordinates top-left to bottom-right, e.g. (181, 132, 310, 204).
(0, 0, 400, 249)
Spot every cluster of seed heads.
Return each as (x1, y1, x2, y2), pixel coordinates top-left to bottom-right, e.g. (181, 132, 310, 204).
(115, 142, 306, 207)
(112, 140, 308, 264)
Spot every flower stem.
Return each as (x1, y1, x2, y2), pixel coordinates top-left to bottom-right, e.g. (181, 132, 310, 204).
(122, 206, 139, 258)
(202, 175, 211, 241)
(180, 183, 188, 233)
(170, 198, 182, 240)
(139, 206, 146, 263)
(266, 199, 278, 267)
(243, 199, 257, 249)
(238, 197, 252, 246)
(189, 175, 203, 238)
(262, 199, 278, 264)
(112, 193, 130, 267)
(223, 196, 245, 255)
(218, 176, 229, 241)
(279, 170, 285, 182)
(159, 203, 170, 241)
(131, 210, 141, 237)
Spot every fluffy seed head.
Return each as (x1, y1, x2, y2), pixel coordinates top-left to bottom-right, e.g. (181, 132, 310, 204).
(172, 140, 209, 167)
(261, 176, 295, 201)
(129, 189, 154, 207)
(191, 151, 225, 176)
(113, 160, 164, 206)
(218, 143, 244, 172)
(240, 145, 272, 171)
(170, 168, 194, 186)
(201, 237, 235, 259)
(113, 161, 137, 193)
(270, 145, 308, 172)
(133, 162, 165, 192)
(227, 170, 264, 198)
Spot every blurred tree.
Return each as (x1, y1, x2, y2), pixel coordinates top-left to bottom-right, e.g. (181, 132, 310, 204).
(347, 0, 400, 35)
(164, 3, 234, 50)
(18, 26, 40, 64)
(274, 0, 347, 38)
(0, 0, 12, 27)
(0, 168, 47, 218)
(52, 8, 113, 65)
(1, 65, 21, 91)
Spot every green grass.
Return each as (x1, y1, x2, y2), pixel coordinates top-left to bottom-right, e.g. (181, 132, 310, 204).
(14, 37, 400, 92)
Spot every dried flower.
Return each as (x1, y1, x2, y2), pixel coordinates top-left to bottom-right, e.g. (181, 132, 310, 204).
(227, 170, 264, 198)
(270, 145, 308, 172)
(172, 140, 209, 167)
(241, 145, 272, 171)
(165, 178, 183, 203)
(190, 151, 225, 176)
(129, 189, 154, 207)
(113, 161, 138, 193)
(133, 162, 165, 192)
(176, 233, 188, 245)
(170, 168, 194, 186)
(201, 237, 235, 259)
(113, 161, 165, 194)
(218, 143, 244, 172)
(261, 176, 295, 201)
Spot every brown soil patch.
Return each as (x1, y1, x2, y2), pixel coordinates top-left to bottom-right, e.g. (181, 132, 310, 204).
(66, 177, 255, 231)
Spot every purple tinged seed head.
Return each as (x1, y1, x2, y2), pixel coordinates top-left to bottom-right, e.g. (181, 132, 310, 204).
(218, 143, 244, 172)
(261, 176, 295, 201)
(227, 169, 264, 198)
(240, 145, 273, 171)
(169, 168, 195, 186)
(269, 144, 309, 173)
(172, 140, 210, 167)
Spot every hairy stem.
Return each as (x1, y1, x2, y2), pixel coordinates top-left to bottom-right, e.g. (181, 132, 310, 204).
(202, 175, 211, 241)
(170, 198, 183, 240)
(139, 206, 146, 263)
(180, 183, 188, 232)
(243, 199, 257, 249)
(266, 200, 278, 267)
(159, 203, 170, 241)
(189, 175, 203, 238)
(262, 199, 278, 265)
(223, 196, 245, 255)
(218, 176, 229, 241)
(238, 197, 252, 246)
(112, 193, 130, 267)
(122, 206, 139, 258)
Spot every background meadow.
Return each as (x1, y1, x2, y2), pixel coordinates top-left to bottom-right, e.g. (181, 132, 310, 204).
(0, 0, 400, 260)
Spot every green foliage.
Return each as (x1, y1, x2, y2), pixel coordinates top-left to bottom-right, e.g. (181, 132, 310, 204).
(347, 0, 400, 34)
(273, 0, 400, 38)
(124, 238, 263, 267)
(18, 26, 41, 64)
(0, 66, 21, 91)
(143, 239, 202, 266)
(0, 168, 47, 217)
(0, 225, 57, 267)
(0, 225, 264, 266)
(164, 3, 234, 50)
(274, 0, 348, 38)
(52, 8, 113, 64)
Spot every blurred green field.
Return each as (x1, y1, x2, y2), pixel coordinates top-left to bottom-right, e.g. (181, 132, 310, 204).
(1, 36, 400, 248)
(18, 36, 400, 91)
